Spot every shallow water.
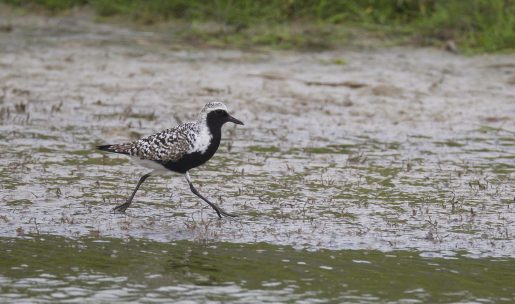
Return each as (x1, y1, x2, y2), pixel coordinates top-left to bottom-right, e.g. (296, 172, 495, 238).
(2, 235, 515, 303)
(0, 11, 514, 302)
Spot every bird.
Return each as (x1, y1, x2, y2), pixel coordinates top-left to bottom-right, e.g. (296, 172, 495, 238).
(97, 101, 244, 218)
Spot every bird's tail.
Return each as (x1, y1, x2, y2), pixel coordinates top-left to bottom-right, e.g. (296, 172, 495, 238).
(97, 144, 116, 153)
(97, 143, 132, 155)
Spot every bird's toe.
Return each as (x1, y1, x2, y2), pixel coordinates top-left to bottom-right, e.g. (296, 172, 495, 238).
(112, 203, 129, 213)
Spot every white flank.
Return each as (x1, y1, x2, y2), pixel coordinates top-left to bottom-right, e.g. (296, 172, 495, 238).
(132, 158, 172, 175)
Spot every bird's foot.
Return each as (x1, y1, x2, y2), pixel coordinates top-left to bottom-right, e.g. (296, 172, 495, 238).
(214, 206, 238, 218)
(112, 202, 130, 213)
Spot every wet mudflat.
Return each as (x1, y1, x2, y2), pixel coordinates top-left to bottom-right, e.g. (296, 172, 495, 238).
(1, 12, 514, 302)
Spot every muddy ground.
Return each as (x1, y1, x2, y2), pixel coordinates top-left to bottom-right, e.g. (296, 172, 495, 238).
(0, 12, 514, 259)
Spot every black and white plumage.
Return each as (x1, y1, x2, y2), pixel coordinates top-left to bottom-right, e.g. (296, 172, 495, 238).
(97, 101, 244, 218)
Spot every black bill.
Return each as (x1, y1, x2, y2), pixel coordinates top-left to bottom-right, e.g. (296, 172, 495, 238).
(228, 115, 244, 125)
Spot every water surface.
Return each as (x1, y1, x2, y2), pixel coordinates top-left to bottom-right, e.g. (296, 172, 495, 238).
(2, 235, 515, 303)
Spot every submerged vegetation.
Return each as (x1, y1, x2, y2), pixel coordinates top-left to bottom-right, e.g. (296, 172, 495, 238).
(3, 0, 515, 52)
(3, 235, 515, 302)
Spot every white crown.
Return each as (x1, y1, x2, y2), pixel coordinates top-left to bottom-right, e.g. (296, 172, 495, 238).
(199, 101, 228, 115)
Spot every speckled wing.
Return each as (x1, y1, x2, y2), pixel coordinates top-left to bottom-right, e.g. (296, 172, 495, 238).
(100, 123, 197, 162)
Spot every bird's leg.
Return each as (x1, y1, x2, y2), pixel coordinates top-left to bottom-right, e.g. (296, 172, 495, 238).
(113, 172, 152, 213)
(184, 172, 237, 218)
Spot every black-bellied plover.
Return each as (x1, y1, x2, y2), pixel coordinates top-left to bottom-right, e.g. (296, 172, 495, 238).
(97, 101, 244, 218)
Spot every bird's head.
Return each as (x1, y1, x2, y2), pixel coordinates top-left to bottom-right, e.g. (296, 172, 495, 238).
(199, 101, 244, 127)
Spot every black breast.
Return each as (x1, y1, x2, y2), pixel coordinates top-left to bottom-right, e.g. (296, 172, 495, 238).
(159, 111, 225, 173)
(160, 141, 219, 173)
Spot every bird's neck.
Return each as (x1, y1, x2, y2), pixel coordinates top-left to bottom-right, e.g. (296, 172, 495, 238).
(206, 119, 222, 143)
(203, 113, 223, 140)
